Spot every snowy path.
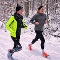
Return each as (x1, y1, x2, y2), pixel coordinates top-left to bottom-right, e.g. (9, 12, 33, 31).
(0, 29, 60, 60)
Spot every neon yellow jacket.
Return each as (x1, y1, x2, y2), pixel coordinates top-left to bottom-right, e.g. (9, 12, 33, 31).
(6, 16, 27, 37)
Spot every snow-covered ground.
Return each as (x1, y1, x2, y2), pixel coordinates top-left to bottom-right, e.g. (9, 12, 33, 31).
(0, 23, 60, 60)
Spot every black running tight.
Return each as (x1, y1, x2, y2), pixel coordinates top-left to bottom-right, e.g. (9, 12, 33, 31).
(31, 31, 45, 49)
(11, 35, 21, 48)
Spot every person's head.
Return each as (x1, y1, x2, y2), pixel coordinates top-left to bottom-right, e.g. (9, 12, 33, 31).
(37, 6, 44, 13)
(16, 4, 23, 15)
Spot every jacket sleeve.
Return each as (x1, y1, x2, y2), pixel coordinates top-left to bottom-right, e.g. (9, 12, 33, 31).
(21, 19, 28, 29)
(30, 15, 37, 24)
(6, 16, 14, 33)
(44, 14, 48, 23)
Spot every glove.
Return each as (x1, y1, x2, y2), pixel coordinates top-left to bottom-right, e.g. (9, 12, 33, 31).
(24, 25, 28, 29)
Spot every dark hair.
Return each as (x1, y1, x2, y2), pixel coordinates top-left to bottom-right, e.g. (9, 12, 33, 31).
(38, 6, 43, 10)
(16, 4, 23, 11)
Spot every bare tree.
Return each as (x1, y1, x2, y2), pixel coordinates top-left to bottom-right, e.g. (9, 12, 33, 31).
(24, 0, 29, 17)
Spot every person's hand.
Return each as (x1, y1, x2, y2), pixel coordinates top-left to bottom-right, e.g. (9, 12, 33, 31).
(35, 22, 39, 25)
(45, 20, 48, 23)
(25, 25, 28, 29)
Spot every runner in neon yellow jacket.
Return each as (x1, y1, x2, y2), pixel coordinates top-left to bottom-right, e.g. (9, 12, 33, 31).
(6, 4, 28, 56)
(6, 15, 27, 38)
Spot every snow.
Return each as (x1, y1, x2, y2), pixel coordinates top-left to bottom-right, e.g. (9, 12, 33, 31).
(0, 0, 60, 60)
(0, 21, 3, 28)
(0, 23, 60, 60)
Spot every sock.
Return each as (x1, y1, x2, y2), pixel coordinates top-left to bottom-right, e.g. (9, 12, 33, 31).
(42, 49, 44, 54)
(29, 43, 32, 45)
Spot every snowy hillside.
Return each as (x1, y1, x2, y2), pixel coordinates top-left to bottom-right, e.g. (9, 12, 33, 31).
(0, 23, 60, 60)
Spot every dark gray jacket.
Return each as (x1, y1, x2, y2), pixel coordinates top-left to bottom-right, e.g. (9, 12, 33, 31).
(30, 13, 47, 31)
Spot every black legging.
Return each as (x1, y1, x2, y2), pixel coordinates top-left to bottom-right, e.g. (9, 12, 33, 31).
(31, 31, 45, 50)
(11, 35, 21, 48)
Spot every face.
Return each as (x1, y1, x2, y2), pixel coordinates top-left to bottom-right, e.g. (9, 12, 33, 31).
(17, 9, 23, 15)
(39, 7, 44, 13)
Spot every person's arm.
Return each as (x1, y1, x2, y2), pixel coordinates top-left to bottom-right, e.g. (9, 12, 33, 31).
(30, 15, 36, 24)
(30, 15, 39, 25)
(44, 14, 50, 27)
(44, 14, 48, 23)
(6, 16, 14, 33)
(21, 19, 28, 29)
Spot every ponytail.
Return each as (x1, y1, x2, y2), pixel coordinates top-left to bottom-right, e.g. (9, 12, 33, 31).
(37, 10, 39, 13)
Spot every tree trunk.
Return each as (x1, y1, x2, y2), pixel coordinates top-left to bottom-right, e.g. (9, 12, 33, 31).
(24, 0, 29, 17)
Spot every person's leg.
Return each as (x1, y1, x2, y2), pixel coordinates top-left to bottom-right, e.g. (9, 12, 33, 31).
(39, 32, 49, 57)
(31, 31, 40, 45)
(29, 31, 40, 50)
(11, 36, 22, 52)
(16, 35, 21, 46)
(39, 31, 45, 53)
(11, 36, 17, 48)
(7, 36, 17, 57)
(11, 36, 21, 48)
